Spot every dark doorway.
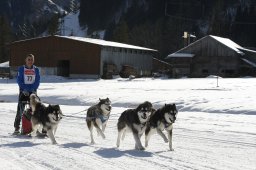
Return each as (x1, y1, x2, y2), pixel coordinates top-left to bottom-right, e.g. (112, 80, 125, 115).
(57, 60, 70, 77)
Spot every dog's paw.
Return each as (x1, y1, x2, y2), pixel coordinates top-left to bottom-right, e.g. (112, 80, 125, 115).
(102, 134, 106, 139)
(90, 141, 95, 145)
(135, 146, 145, 150)
(169, 148, 174, 151)
(138, 147, 145, 150)
(30, 131, 37, 137)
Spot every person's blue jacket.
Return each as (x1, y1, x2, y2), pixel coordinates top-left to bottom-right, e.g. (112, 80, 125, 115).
(17, 65, 40, 92)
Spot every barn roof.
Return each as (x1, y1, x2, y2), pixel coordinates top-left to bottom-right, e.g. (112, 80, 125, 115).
(210, 35, 244, 55)
(10, 35, 157, 52)
(0, 61, 9, 67)
(166, 35, 256, 59)
(167, 53, 195, 58)
(59, 36, 157, 52)
(241, 58, 256, 67)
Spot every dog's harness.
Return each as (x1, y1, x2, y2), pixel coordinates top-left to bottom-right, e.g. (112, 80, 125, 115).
(86, 113, 110, 123)
(98, 114, 110, 123)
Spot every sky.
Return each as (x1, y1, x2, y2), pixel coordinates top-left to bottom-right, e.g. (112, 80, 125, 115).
(0, 76, 256, 170)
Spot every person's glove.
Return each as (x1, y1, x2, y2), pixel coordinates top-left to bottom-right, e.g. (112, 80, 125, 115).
(22, 90, 30, 96)
(31, 90, 37, 95)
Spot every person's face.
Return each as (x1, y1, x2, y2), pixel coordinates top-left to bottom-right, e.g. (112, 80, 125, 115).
(25, 56, 34, 68)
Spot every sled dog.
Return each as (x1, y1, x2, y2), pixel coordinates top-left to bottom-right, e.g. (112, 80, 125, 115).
(30, 94, 63, 144)
(86, 98, 112, 144)
(116, 101, 153, 150)
(145, 104, 178, 151)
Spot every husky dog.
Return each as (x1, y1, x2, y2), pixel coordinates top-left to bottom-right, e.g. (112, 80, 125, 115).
(86, 98, 111, 144)
(145, 104, 178, 151)
(30, 94, 63, 144)
(116, 101, 153, 150)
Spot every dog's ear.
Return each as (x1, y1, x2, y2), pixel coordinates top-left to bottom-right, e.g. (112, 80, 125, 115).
(136, 104, 142, 111)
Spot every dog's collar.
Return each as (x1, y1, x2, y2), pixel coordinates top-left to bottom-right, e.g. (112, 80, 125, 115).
(164, 122, 172, 128)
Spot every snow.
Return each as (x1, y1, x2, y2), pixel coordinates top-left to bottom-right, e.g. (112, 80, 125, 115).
(61, 11, 86, 37)
(167, 53, 195, 58)
(241, 58, 256, 67)
(210, 35, 244, 55)
(60, 35, 157, 51)
(0, 76, 256, 170)
(0, 61, 9, 67)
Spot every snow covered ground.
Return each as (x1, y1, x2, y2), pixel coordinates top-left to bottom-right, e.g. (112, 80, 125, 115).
(0, 76, 256, 170)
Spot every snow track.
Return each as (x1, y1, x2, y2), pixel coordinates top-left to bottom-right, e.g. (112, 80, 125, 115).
(1, 104, 255, 170)
(1, 78, 256, 169)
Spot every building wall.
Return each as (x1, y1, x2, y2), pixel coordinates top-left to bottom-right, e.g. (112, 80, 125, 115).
(9, 36, 156, 78)
(9, 36, 101, 78)
(100, 46, 153, 76)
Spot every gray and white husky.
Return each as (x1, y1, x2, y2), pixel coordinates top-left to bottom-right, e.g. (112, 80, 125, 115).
(30, 94, 63, 144)
(86, 98, 111, 144)
(145, 104, 178, 151)
(116, 101, 153, 150)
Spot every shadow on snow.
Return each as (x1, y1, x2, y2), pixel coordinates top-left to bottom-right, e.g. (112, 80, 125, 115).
(94, 147, 153, 158)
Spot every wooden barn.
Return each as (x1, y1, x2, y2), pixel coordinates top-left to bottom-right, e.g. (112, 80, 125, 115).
(8, 35, 157, 78)
(166, 35, 256, 78)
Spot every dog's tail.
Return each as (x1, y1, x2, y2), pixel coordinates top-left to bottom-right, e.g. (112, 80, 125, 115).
(30, 94, 40, 113)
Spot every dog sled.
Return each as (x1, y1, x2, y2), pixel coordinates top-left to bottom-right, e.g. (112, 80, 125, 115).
(20, 101, 33, 135)
(15, 99, 46, 137)
(12, 101, 33, 135)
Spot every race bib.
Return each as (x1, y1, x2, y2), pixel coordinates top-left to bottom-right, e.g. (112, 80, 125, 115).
(24, 67, 36, 84)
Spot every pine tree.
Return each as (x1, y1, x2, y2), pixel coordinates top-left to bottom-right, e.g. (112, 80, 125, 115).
(48, 14, 60, 35)
(0, 16, 12, 62)
(112, 19, 129, 43)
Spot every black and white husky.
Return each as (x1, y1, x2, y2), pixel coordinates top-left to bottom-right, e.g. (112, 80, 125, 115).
(86, 98, 112, 144)
(145, 104, 178, 151)
(116, 101, 153, 150)
(30, 94, 63, 144)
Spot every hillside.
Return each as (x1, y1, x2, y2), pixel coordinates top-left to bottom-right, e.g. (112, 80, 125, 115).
(0, 0, 256, 62)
